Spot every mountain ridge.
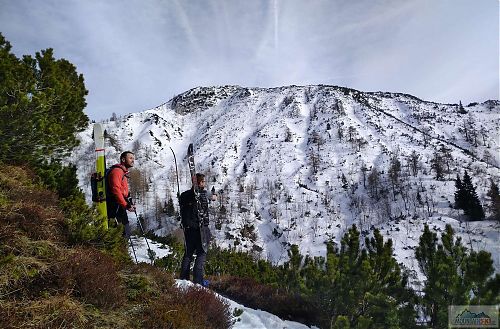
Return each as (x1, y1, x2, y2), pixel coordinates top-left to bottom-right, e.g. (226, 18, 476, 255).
(72, 84, 500, 278)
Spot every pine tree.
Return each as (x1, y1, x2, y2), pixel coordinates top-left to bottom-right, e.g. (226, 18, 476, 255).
(454, 174, 466, 210)
(458, 100, 467, 114)
(454, 172, 485, 220)
(486, 179, 500, 221)
(430, 150, 445, 180)
(388, 155, 402, 199)
(333, 316, 350, 329)
(409, 150, 420, 176)
(463, 250, 497, 304)
(0, 33, 88, 198)
(415, 224, 497, 327)
(341, 173, 348, 189)
(367, 167, 380, 199)
(416, 225, 454, 327)
(461, 171, 485, 220)
(320, 226, 416, 328)
(285, 127, 293, 142)
(165, 197, 175, 217)
(388, 155, 402, 182)
(439, 144, 453, 178)
(0, 33, 88, 164)
(360, 162, 369, 188)
(283, 244, 305, 293)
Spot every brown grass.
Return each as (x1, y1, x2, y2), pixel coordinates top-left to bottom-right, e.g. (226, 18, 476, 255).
(0, 166, 233, 328)
(0, 255, 49, 297)
(142, 285, 232, 329)
(0, 223, 19, 246)
(53, 247, 126, 309)
(0, 165, 59, 208)
(0, 165, 36, 191)
(0, 165, 65, 243)
(0, 295, 89, 329)
(211, 275, 320, 327)
(123, 262, 177, 302)
(5, 203, 65, 241)
(0, 200, 65, 244)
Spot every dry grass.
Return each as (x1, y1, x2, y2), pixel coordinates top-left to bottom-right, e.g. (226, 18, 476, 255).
(0, 295, 88, 329)
(52, 247, 126, 309)
(0, 165, 59, 209)
(211, 275, 319, 326)
(0, 165, 36, 191)
(0, 165, 233, 328)
(0, 165, 64, 243)
(142, 285, 232, 329)
(122, 262, 177, 302)
(0, 255, 50, 297)
(2, 202, 66, 242)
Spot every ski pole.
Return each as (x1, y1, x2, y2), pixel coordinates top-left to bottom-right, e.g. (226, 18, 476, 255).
(129, 236, 138, 263)
(128, 197, 153, 249)
(132, 208, 154, 264)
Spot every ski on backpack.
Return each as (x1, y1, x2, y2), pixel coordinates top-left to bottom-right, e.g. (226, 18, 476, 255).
(187, 143, 209, 253)
(187, 144, 197, 192)
(170, 147, 182, 222)
(91, 123, 108, 228)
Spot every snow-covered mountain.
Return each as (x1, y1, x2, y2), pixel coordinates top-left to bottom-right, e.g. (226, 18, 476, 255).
(72, 85, 500, 277)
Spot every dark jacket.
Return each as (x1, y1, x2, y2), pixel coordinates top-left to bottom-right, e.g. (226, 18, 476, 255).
(180, 188, 209, 229)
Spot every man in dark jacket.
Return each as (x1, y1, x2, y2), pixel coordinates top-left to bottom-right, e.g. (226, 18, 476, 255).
(107, 151, 136, 238)
(179, 173, 211, 285)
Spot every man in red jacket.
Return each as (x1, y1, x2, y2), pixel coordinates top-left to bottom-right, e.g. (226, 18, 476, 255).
(107, 151, 136, 237)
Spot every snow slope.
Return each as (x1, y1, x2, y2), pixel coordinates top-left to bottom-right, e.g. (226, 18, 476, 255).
(127, 237, 318, 329)
(176, 279, 318, 329)
(71, 85, 500, 280)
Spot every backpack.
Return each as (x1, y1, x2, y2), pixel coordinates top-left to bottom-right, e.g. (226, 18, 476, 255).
(179, 189, 209, 228)
(90, 165, 127, 218)
(179, 189, 198, 228)
(90, 172, 105, 202)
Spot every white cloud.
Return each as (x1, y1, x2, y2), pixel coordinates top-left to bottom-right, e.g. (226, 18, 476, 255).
(0, 0, 497, 120)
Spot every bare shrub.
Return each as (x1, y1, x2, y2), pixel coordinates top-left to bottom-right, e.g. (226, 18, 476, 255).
(211, 276, 319, 326)
(124, 262, 177, 302)
(0, 295, 88, 329)
(142, 285, 232, 329)
(8, 188, 58, 208)
(0, 165, 36, 191)
(0, 255, 49, 297)
(3, 203, 65, 242)
(54, 247, 125, 309)
(0, 222, 16, 244)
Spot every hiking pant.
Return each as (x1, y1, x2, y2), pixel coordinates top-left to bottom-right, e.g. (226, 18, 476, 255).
(115, 206, 131, 238)
(180, 227, 206, 284)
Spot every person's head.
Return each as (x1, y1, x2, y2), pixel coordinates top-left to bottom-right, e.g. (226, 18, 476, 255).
(195, 173, 206, 189)
(120, 151, 135, 168)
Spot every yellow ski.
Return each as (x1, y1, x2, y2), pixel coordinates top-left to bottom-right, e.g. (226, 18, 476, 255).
(93, 123, 108, 228)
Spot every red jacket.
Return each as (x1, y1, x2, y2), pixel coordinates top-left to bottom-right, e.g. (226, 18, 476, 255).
(108, 164, 129, 208)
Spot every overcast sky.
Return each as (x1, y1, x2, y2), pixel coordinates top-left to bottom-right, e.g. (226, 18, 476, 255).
(0, 0, 498, 121)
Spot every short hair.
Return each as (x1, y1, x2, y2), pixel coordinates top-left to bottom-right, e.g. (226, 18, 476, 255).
(120, 151, 134, 162)
(196, 173, 205, 183)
